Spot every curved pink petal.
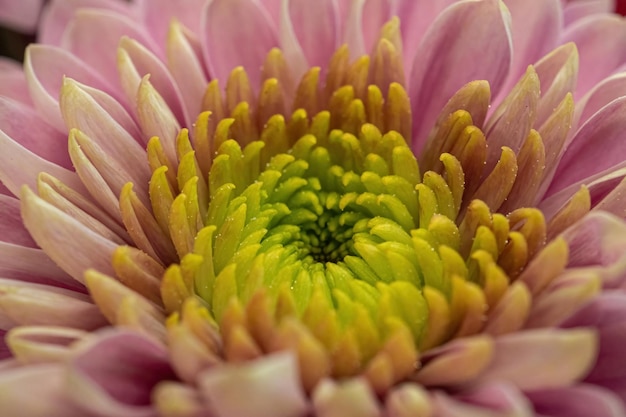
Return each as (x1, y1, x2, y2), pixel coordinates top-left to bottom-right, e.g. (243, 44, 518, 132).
(136, 0, 206, 48)
(24, 44, 122, 132)
(20, 187, 118, 284)
(312, 378, 381, 417)
(199, 352, 308, 417)
(0, 364, 85, 417)
(547, 96, 626, 197)
(0, 194, 36, 247)
(0, 58, 33, 106)
(430, 383, 534, 417)
(474, 329, 597, 390)
(6, 326, 90, 365)
(574, 72, 626, 130)
(499, 0, 562, 102)
(527, 384, 625, 417)
(384, 384, 432, 417)
(360, 0, 392, 54)
(202, 0, 279, 91)
(38, 0, 135, 45)
(563, 0, 616, 26)
(0, 0, 44, 32)
(560, 14, 626, 98)
(62, 9, 161, 86)
(0, 278, 105, 331)
(67, 329, 175, 416)
(409, 0, 512, 151)
(0, 97, 71, 169)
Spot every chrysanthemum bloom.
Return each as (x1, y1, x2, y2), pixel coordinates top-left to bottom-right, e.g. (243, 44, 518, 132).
(1, 0, 626, 415)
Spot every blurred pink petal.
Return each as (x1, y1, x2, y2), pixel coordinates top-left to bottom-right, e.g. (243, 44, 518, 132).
(0, 0, 44, 32)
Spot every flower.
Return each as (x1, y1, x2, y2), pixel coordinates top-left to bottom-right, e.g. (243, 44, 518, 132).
(1, 0, 626, 416)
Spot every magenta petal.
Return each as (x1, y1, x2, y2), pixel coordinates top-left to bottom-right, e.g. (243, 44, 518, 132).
(0, 364, 84, 417)
(38, 0, 135, 45)
(547, 96, 626, 197)
(0, 97, 71, 169)
(62, 9, 161, 85)
(202, 0, 279, 91)
(498, 0, 562, 101)
(527, 384, 625, 417)
(0, 0, 44, 32)
(560, 14, 626, 98)
(0, 58, 33, 106)
(199, 353, 308, 417)
(409, 0, 512, 151)
(136, 0, 205, 47)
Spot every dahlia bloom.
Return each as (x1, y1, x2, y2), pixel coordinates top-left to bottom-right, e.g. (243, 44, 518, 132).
(1, 0, 626, 415)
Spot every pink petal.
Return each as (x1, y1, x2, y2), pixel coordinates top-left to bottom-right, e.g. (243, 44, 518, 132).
(527, 384, 626, 417)
(360, 0, 392, 54)
(409, 0, 512, 151)
(62, 9, 161, 85)
(312, 378, 381, 417)
(384, 384, 432, 417)
(573, 72, 626, 130)
(153, 382, 210, 417)
(563, 0, 616, 26)
(20, 187, 118, 284)
(560, 14, 626, 98)
(136, 0, 206, 47)
(0, 278, 106, 331)
(202, 0, 279, 91)
(0, 97, 71, 169)
(0, 0, 44, 32)
(38, 0, 135, 45)
(430, 383, 533, 417)
(199, 353, 308, 417)
(24, 44, 121, 132)
(0, 194, 36, 247)
(547, 96, 626, 197)
(67, 329, 174, 416)
(474, 329, 597, 390)
(0, 364, 85, 417)
(0, 57, 33, 106)
(498, 0, 562, 103)
(7, 326, 90, 364)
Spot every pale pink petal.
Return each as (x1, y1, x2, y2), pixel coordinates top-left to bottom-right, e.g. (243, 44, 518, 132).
(62, 9, 161, 85)
(38, 0, 135, 45)
(202, 0, 279, 90)
(360, 0, 392, 54)
(0, 57, 33, 106)
(67, 330, 175, 416)
(0, 242, 81, 291)
(312, 378, 381, 417)
(199, 353, 308, 417)
(0, 194, 36, 247)
(7, 326, 90, 364)
(0, 97, 71, 169)
(136, 0, 206, 47)
(430, 383, 533, 417)
(499, 0, 562, 102)
(153, 382, 210, 417)
(527, 384, 626, 417)
(0, 0, 44, 32)
(342, 0, 367, 58)
(560, 14, 626, 98)
(0, 128, 85, 197)
(24, 44, 122, 132)
(409, 0, 512, 151)
(0, 278, 105, 331)
(20, 187, 118, 284)
(563, 0, 616, 25)
(118, 36, 188, 126)
(166, 22, 209, 123)
(0, 364, 85, 417)
(474, 329, 597, 390)
(392, 0, 457, 71)
(547, 96, 626, 197)
(167, 322, 220, 384)
(384, 384, 432, 417)
(573, 72, 626, 129)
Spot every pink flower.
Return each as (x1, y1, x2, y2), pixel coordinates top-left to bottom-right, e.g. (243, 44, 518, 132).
(1, 0, 626, 416)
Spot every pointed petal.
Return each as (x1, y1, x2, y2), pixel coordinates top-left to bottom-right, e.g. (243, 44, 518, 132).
(202, 0, 279, 91)
(430, 383, 534, 417)
(409, 0, 512, 150)
(312, 378, 381, 417)
(199, 353, 308, 417)
(0, 194, 36, 247)
(574, 72, 626, 130)
(7, 326, 89, 364)
(20, 186, 118, 283)
(0, 57, 33, 106)
(384, 384, 432, 417)
(136, 0, 205, 47)
(527, 384, 626, 417)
